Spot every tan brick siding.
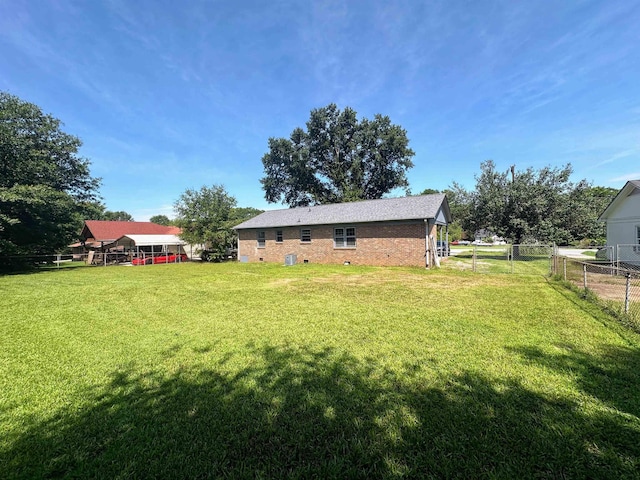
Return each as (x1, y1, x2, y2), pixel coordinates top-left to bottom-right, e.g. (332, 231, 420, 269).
(237, 221, 437, 267)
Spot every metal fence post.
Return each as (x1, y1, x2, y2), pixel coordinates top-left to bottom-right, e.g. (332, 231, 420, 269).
(473, 246, 476, 272)
(583, 263, 588, 290)
(510, 244, 514, 274)
(563, 258, 567, 281)
(625, 273, 631, 314)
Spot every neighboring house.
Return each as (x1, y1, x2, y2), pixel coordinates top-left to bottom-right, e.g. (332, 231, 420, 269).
(473, 229, 506, 245)
(233, 194, 452, 268)
(73, 221, 180, 250)
(70, 221, 183, 257)
(598, 180, 640, 264)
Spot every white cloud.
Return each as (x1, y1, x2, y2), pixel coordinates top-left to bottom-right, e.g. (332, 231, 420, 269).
(130, 204, 175, 222)
(609, 173, 640, 183)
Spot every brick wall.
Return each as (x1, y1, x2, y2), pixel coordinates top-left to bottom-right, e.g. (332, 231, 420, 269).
(237, 221, 436, 267)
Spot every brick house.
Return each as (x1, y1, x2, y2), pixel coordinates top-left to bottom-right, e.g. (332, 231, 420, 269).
(234, 194, 452, 267)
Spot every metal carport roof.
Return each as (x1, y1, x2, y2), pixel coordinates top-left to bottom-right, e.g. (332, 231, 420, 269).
(115, 234, 187, 247)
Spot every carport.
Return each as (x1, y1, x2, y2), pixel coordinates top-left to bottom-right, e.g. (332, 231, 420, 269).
(115, 234, 187, 264)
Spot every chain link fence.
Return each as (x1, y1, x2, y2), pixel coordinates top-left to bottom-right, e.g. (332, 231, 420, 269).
(556, 255, 640, 329)
(616, 244, 640, 272)
(450, 244, 554, 275)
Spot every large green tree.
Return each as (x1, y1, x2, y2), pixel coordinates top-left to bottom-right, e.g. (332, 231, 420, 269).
(102, 210, 134, 222)
(464, 161, 614, 245)
(261, 104, 414, 207)
(0, 92, 100, 256)
(149, 214, 172, 226)
(173, 185, 237, 256)
(562, 185, 617, 244)
(229, 207, 264, 226)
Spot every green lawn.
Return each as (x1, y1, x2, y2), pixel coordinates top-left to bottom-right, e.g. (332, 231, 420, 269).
(2, 262, 640, 478)
(447, 248, 552, 275)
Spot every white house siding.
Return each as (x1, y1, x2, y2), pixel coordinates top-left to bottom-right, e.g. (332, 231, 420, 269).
(605, 189, 640, 247)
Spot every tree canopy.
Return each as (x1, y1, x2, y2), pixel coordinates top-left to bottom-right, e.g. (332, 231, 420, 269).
(149, 214, 172, 226)
(0, 91, 100, 257)
(102, 210, 134, 222)
(228, 207, 264, 226)
(452, 161, 616, 245)
(261, 104, 414, 207)
(174, 186, 263, 258)
(173, 185, 238, 256)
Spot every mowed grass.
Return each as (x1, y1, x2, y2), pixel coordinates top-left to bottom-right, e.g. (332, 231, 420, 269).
(448, 248, 552, 275)
(1, 262, 640, 479)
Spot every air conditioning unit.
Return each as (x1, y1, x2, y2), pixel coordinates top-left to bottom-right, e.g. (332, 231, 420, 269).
(285, 254, 297, 266)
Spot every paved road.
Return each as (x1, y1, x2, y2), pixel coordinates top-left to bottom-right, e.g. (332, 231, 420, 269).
(557, 248, 597, 258)
(449, 246, 598, 259)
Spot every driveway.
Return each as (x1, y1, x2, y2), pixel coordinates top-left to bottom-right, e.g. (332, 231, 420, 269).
(556, 247, 597, 258)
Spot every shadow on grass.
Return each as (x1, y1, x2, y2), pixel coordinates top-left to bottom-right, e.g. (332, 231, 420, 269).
(3, 344, 640, 478)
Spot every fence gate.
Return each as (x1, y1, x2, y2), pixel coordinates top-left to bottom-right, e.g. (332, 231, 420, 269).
(511, 244, 554, 275)
(472, 244, 512, 274)
(468, 244, 554, 275)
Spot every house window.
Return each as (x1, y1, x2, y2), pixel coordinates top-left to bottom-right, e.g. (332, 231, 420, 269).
(334, 227, 356, 248)
(276, 230, 283, 243)
(637, 226, 640, 245)
(300, 229, 311, 243)
(257, 231, 266, 248)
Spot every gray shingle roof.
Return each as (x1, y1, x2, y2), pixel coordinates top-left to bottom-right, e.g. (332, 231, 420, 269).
(234, 194, 450, 229)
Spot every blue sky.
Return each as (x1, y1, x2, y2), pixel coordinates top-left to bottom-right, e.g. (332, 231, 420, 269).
(1, 1, 639, 220)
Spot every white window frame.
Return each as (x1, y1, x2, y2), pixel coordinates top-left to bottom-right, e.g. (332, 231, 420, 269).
(334, 226, 356, 248)
(257, 231, 266, 248)
(300, 229, 311, 243)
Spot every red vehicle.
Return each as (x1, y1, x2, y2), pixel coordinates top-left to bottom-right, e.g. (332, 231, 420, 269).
(132, 253, 188, 265)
